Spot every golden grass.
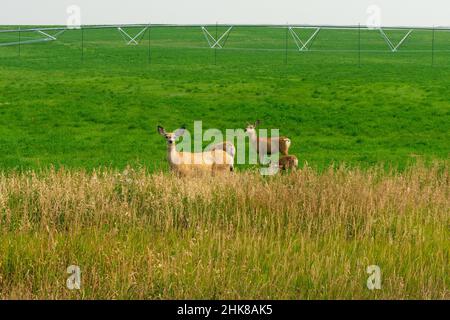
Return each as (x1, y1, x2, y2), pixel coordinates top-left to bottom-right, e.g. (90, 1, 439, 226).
(0, 163, 448, 299)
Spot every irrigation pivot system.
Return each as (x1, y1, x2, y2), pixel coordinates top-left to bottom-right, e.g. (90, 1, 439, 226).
(0, 27, 67, 47)
(117, 25, 149, 45)
(201, 26, 233, 49)
(0, 23, 448, 65)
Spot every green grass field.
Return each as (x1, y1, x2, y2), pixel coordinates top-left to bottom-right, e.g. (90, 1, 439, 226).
(0, 26, 448, 300)
(0, 26, 449, 170)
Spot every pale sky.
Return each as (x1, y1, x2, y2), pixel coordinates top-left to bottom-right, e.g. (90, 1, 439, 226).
(0, 0, 449, 27)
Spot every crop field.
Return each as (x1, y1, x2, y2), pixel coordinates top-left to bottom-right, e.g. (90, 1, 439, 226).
(0, 26, 449, 299)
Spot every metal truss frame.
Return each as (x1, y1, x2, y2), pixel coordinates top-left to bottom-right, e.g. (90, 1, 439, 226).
(117, 26, 149, 45)
(201, 26, 233, 48)
(379, 28, 413, 52)
(0, 29, 66, 47)
(288, 27, 321, 51)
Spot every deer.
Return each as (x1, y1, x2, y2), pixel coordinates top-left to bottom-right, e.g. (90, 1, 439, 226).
(157, 126, 235, 176)
(272, 155, 299, 171)
(244, 120, 291, 164)
(205, 141, 236, 160)
(266, 155, 299, 175)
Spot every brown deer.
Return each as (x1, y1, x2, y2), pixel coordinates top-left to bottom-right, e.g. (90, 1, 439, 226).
(245, 120, 291, 163)
(158, 126, 235, 176)
(277, 155, 299, 171)
(266, 155, 299, 175)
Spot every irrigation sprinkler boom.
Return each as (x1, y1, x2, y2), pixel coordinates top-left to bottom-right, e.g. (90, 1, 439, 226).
(0, 23, 447, 56)
(379, 28, 413, 52)
(117, 26, 148, 45)
(289, 27, 321, 51)
(0, 29, 65, 47)
(201, 26, 233, 48)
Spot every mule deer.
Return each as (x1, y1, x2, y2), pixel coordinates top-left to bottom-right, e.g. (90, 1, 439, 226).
(245, 120, 291, 163)
(276, 155, 299, 171)
(158, 126, 235, 176)
(205, 141, 236, 160)
(266, 155, 298, 175)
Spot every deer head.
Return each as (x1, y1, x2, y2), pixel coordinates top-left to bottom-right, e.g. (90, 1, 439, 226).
(244, 120, 261, 134)
(157, 125, 186, 146)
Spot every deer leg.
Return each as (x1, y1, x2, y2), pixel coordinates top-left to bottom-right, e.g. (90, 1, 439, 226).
(259, 152, 267, 165)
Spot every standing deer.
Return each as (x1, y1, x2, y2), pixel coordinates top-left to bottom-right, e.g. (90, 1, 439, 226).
(245, 120, 291, 163)
(205, 141, 236, 160)
(272, 155, 299, 171)
(158, 126, 235, 176)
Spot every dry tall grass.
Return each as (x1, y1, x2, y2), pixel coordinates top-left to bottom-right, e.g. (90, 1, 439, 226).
(0, 163, 448, 299)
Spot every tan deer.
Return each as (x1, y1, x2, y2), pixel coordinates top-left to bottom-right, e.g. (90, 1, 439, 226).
(245, 120, 291, 163)
(205, 141, 236, 160)
(158, 126, 235, 176)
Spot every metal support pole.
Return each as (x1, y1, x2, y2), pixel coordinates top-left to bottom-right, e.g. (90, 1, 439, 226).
(81, 26, 84, 62)
(18, 26, 21, 57)
(148, 23, 151, 64)
(431, 27, 435, 66)
(358, 23, 361, 67)
(214, 22, 218, 65)
(285, 24, 288, 64)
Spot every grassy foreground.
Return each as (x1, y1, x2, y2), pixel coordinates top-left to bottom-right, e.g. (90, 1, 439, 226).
(0, 163, 448, 299)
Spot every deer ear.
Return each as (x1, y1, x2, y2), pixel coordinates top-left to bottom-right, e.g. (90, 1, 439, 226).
(255, 120, 261, 126)
(174, 127, 185, 138)
(157, 126, 166, 136)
